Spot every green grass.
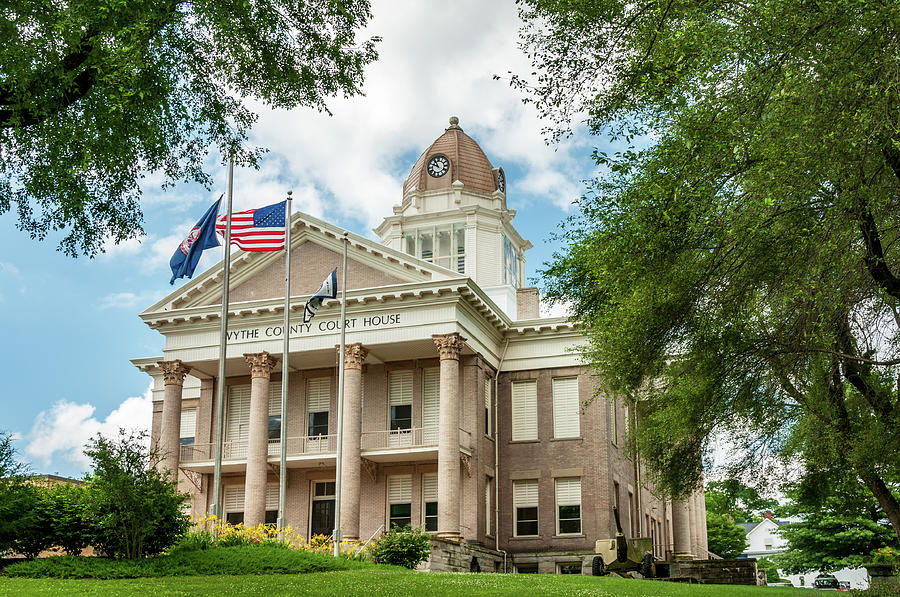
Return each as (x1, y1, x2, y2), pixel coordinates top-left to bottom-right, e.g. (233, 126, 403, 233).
(2, 546, 372, 579)
(0, 567, 838, 596)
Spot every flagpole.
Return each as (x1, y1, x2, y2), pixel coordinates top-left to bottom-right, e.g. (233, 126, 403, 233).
(212, 157, 235, 523)
(277, 191, 292, 530)
(333, 231, 349, 557)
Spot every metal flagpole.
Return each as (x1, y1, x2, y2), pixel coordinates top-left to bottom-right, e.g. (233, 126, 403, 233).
(212, 157, 235, 523)
(277, 191, 292, 530)
(333, 231, 349, 557)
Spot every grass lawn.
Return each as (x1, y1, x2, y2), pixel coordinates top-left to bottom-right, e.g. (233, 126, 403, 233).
(0, 568, 818, 596)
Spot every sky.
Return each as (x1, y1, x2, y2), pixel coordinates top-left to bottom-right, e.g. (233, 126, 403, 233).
(0, 0, 605, 478)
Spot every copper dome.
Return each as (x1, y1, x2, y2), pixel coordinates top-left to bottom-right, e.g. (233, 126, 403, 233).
(403, 117, 501, 197)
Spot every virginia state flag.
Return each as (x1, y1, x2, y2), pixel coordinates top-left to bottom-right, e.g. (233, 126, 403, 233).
(169, 198, 222, 285)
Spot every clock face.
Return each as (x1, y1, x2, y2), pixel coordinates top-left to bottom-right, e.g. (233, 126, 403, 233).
(497, 169, 506, 193)
(427, 155, 450, 178)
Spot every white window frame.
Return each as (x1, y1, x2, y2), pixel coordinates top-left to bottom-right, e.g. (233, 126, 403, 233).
(513, 479, 539, 537)
(511, 380, 537, 441)
(387, 474, 413, 529)
(555, 477, 582, 536)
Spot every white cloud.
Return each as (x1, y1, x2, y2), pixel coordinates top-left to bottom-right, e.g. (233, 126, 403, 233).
(24, 383, 153, 471)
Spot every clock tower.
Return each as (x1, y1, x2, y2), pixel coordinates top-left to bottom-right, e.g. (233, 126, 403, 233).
(374, 116, 532, 318)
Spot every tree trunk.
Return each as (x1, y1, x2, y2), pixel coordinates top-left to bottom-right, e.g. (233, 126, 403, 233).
(859, 469, 900, 543)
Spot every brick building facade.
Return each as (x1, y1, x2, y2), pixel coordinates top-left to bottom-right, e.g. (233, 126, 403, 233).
(136, 117, 708, 572)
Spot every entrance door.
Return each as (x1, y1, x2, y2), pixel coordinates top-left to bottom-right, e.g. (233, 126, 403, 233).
(310, 481, 336, 538)
(310, 499, 335, 537)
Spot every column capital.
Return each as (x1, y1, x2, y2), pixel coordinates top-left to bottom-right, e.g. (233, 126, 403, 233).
(244, 352, 278, 379)
(432, 333, 466, 361)
(343, 343, 369, 370)
(157, 360, 191, 386)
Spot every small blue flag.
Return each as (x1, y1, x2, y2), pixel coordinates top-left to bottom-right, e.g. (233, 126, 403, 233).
(303, 268, 338, 323)
(169, 198, 222, 285)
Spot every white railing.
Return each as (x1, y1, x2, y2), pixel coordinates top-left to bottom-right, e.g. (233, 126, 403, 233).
(180, 435, 337, 462)
(360, 427, 438, 450)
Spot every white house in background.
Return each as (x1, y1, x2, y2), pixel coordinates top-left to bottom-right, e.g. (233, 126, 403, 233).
(739, 516, 868, 589)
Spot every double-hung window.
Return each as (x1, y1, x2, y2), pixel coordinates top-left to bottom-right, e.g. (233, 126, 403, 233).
(388, 370, 413, 447)
(306, 378, 331, 452)
(511, 380, 537, 441)
(387, 475, 412, 529)
(552, 377, 579, 438)
(422, 472, 438, 532)
(484, 377, 492, 437)
(556, 478, 582, 535)
(402, 224, 466, 273)
(179, 407, 196, 459)
(513, 479, 539, 536)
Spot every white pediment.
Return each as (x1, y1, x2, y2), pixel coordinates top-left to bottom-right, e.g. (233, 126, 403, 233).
(143, 211, 458, 313)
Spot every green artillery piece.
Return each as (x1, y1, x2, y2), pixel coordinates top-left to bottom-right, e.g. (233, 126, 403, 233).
(591, 506, 655, 578)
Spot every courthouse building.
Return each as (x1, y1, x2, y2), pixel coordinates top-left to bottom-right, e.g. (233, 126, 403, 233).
(134, 117, 708, 572)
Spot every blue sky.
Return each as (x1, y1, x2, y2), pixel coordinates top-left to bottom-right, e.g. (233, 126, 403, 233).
(0, 0, 606, 478)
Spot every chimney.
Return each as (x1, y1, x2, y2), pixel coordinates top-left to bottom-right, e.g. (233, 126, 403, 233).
(516, 287, 540, 320)
(763, 512, 773, 521)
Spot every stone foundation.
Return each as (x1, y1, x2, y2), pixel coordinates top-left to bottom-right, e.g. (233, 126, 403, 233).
(663, 558, 760, 585)
(426, 537, 504, 572)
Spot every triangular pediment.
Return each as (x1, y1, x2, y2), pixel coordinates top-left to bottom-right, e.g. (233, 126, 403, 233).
(144, 211, 457, 313)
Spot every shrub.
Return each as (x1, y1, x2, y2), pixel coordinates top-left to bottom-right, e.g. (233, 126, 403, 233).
(369, 525, 432, 569)
(45, 483, 91, 555)
(7, 484, 53, 558)
(84, 429, 189, 559)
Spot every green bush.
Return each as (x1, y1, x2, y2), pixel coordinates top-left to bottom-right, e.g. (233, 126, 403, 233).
(369, 525, 432, 569)
(168, 527, 215, 553)
(84, 430, 189, 559)
(46, 483, 91, 556)
(4, 545, 374, 579)
(6, 484, 53, 558)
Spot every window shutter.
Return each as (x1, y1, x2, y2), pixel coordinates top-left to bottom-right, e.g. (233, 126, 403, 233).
(511, 380, 537, 441)
(266, 484, 278, 510)
(389, 370, 413, 406)
(513, 479, 538, 508)
(180, 407, 197, 439)
(484, 377, 492, 434)
(422, 368, 439, 442)
(268, 384, 282, 417)
(485, 478, 492, 534)
(387, 475, 412, 503)
(422, 473, 438, 502)
(555, 478, 581, 507)
(224, 485, 244, 512)
(226, 385, 251, 443)
(306, 378, 330, 412)
(552, 377, 579, 438)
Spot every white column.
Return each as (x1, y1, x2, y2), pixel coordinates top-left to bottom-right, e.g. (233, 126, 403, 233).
(433, 333, 465, 539)
(243, 352, 278, 527)
(339, 343, 367, 541)
(672, 497, 694, 559)
(157, 360, 191, 476)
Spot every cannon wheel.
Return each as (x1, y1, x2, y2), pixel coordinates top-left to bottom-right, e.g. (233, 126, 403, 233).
(640, 552, 654, 578)
(592, 555, 607, 576)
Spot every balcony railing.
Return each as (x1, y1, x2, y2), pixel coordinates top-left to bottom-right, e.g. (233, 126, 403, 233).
(180, 427, 470, 463)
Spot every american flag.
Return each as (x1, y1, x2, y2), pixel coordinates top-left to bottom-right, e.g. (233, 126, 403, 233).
(215, 201, 287, 251)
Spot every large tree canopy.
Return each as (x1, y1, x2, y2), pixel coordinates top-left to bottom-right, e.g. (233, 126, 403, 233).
(514, 0, 900, 542)
(0, 1, 378, 256)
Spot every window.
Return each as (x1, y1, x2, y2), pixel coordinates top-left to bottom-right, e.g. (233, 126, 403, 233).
(513, 479, 539, 536)
(516, 563, 538, 574)
(613, 481, 620, 512)
(610, 400, 618, 445)
(558, 562, 582, 575)
(511, 380, 537, 441)
(306, 378, 330, 452)
(485, 476, 493, 536)
(628, 491, 636, 537)
(264, 484, 278, 526)
(484, 376, 492, 437)
(223, 484, 278, 525)
(268, 385, 282, 455)
(556, 478, 582, 535)
(422, 368, 439, 444)
(388, 371, 413, 446)
(401, 224, 466, 273)
(180, 407, 196, 459)
(311, 481, 335, 537)
(387, 475, 412, 529)
(552, 377, 579, 438)
(422, 473, 438, 532)
(226, 386, 251, 458)
(503, 235, 519, 287)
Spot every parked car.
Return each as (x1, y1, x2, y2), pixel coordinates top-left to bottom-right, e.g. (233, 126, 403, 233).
(813, 574, 840, 590)
(838, 581, 851, 592)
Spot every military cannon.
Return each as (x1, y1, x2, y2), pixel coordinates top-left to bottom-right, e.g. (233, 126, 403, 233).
(591, 506, 655, 578)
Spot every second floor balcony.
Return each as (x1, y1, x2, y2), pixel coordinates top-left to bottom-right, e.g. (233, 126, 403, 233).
(179, 426, 473, 473)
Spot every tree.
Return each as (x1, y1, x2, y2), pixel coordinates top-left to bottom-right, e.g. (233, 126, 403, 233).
(706, 512, 747, 559)
(756, 556, 786, 583)
(706, 480, 780, 524)
(0, 1, 378, 256)
(514, 0, 900, 543)
(84, 429, 189, 559)
(774, 470, 898, 574)
(46, 482, 92, 556)
(0, 430, 31, 555)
